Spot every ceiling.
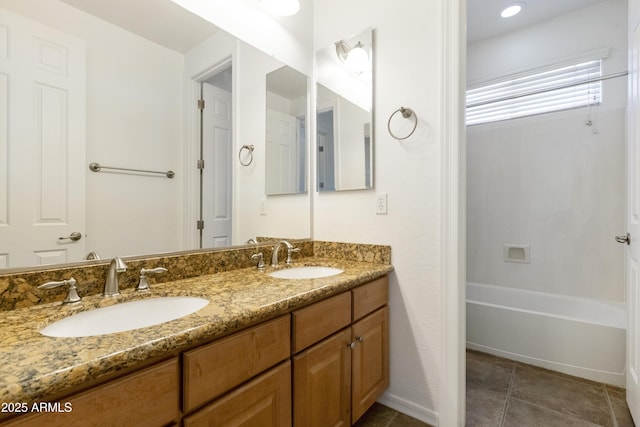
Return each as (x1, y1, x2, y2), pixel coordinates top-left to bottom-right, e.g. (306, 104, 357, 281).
(59, 0, 613, 57)
(467, 0, 608, 43)
(60, 0, 219, 53)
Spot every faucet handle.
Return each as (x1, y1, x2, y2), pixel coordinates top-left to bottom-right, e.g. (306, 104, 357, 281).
(137, 267, 168, 291)
(285, 246, 301, 264)
(38, 277, 81, 304)
(251, 253, 265, 271)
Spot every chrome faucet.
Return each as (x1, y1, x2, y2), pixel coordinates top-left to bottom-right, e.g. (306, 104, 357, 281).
(271, 240, 299, 267)
(104, 257, 127, 296)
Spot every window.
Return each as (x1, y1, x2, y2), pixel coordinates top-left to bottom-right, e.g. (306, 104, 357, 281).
(466, 59, 602, 125)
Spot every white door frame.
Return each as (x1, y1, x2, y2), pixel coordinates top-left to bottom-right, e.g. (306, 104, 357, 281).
(183, 57, 234, 250)
(441, 0, 466, 426)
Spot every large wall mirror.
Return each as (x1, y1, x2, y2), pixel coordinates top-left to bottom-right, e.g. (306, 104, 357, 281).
(315, 28, 373, 192)
(0, 0, 311, 271)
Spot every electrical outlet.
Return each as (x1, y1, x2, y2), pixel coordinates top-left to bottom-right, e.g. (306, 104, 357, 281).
(376, 193, 388, 215)
(259, 199, 267, 215)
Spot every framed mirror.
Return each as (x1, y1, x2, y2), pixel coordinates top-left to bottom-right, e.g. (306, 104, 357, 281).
(265, 66, 308, 195)
(0, 0, 311, 271)
(315, 28, 373, 192)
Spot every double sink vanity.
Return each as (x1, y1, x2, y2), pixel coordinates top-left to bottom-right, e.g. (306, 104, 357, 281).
(0, 240, 392, 426)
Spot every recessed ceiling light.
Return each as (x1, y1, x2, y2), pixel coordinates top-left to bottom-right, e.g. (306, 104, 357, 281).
(500, 3, 524, 18)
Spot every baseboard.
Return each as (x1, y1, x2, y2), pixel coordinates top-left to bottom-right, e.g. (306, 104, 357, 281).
(377, 392, 439, 426)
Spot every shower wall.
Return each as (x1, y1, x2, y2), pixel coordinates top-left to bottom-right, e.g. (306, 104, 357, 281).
(467, 0, 627, 302)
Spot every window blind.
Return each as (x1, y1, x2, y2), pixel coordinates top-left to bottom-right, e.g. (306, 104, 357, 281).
(466, 60, 602, 125)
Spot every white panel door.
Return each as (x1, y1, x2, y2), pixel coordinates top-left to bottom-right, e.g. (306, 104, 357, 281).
(627, 3, 640, 422)
(0, 9, 85, 268)
(202, 82, 232, 248)
(266, 108, 297, 194)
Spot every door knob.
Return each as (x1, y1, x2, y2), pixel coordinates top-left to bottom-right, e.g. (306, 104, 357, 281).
(615, 233, 631, 245)
(59, 232, 82, 242)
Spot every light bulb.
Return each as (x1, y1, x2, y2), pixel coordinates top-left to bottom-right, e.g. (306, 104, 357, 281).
(345, 43, 369, 74)
(500, 4, 522, 18)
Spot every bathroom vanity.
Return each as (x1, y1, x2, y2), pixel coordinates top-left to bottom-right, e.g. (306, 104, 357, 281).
(0, 242, 392, 426)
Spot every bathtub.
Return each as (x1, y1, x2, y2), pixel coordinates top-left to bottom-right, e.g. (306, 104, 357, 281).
(466, 282, 626, 386)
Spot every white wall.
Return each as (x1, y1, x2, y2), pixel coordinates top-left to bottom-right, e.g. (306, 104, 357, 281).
(467, 0, 626, 301)
(0, 0, 185, 259)
(314, 0, 444, 423)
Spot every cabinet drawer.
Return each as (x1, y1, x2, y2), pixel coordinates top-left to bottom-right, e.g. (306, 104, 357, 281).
(352, 276, 388, 321)
(184, 361, 291, 427)
(292, 291, 351, 353)
(183, 315, 290, 413)
(3, 358, 179, 427)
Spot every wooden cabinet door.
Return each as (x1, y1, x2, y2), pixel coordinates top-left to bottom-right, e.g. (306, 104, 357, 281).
(183, 362, 291, 427)
(351, 307, 389, 424)
(293, 328, 352, 427)
(3, 358, 179, 427)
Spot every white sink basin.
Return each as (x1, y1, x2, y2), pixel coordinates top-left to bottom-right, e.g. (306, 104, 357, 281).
(269, 266, 344, 279)
(40, 296, 209, 338)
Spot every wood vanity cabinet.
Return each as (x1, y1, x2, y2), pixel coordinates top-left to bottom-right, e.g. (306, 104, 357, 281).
(351, 306, 389, 422)
(182, 315, 290, 413)
(293, 276, 389, 426)
(2, 275, 388, 427)
(2, 358, 180, 427)
(183, 361, 292, 427)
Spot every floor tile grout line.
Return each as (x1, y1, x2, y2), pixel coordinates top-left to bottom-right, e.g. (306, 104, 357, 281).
(499, 364, 517, 427)
(603, 384, 619, 427)
(506, 395, 608, 427)
(385, 411, 398, 427)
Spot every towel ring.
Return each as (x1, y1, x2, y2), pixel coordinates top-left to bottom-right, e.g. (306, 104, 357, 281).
(388, 107, 417, 140)
(239, 145, 254, 166)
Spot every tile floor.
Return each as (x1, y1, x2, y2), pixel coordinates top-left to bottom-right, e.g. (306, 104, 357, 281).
(356, 350, 636, 427)
(354, 402, 430, 427)
(466, 350, 634, 427)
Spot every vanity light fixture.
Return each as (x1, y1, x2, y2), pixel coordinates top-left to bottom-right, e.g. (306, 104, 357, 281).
(500, 2, 525, 18)
(335, 40, 369, 74)
(261, 0, 300, 16)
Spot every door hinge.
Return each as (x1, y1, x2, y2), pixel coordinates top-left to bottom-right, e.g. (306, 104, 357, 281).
(196, 220, 204, 230)
(197, 159, 205, 170)
(198, 99, 205, 110)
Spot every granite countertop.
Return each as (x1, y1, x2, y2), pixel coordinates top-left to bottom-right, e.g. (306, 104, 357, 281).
(0, 257, 393, 406)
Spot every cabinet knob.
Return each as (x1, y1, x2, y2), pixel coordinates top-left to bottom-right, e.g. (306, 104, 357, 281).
(356, 335, 364, 343)
(347, 341, 356, 349)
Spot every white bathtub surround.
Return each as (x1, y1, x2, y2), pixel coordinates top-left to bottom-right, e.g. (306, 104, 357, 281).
(466, 282, 626, 386)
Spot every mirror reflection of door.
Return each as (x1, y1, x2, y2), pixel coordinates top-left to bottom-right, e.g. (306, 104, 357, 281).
(266, 109, 298, 194)
(201, 67, 233, 248)
(316, 109, 335, 191)
(265, 65, 308, 195)
(0, 9, 86, 268)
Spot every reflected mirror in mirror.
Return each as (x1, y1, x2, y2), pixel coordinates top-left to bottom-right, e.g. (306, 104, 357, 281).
(265, 66, 308, 195)
(315, 28, 373, 192)
(0, 0, 311, 271)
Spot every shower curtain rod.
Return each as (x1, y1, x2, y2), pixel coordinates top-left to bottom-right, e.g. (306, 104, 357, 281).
(466, 70, 628, 109)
